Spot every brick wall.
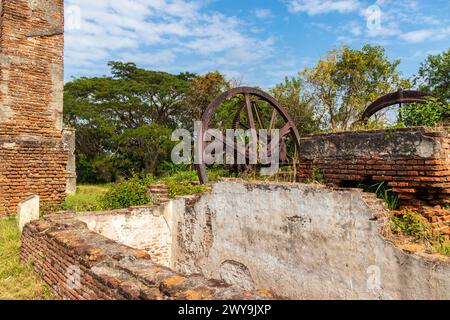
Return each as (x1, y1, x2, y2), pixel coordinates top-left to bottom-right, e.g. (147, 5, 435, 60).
(298, 127, 450, 234)
(148, 184, 170, 205)
(0, 0, 72, 216)
(21, 214, 276, 300)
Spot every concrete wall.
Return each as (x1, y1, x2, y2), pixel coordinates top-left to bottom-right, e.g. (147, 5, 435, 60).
(77, 206, 172, 267)
(171, 181, 450, 300)
(60, 181, 449, 300)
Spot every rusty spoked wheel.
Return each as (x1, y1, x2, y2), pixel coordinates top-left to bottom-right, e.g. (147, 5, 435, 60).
(357, 89, 432, 124)
(195, 87, 301, 184)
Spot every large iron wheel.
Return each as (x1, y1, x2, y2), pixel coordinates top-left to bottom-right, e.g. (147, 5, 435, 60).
(195, 87, 301, 184)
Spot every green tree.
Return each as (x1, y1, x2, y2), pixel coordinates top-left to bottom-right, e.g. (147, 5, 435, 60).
(413, 49, 450, 103)
(186, 71, 231, 121)
(64, 62, 192, 182)
(270, 76, 318, 135)
(300, 45, 408, 130)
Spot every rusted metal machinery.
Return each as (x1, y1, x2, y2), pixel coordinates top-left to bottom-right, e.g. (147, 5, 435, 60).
(195, 87, 301, 184)
(358, 89, 431, 124)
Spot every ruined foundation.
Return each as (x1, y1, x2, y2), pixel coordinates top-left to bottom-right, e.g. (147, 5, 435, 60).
(21, 181, 450, 300)
(299, 127, 450, 234)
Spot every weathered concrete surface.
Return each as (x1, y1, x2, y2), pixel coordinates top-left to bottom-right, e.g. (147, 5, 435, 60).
(299, 127, 440, 160)
(17, 195, 40, 232)
(34, 181, 449, 300)
(77, 206, 172, 267)
(63, 127, 77, 195)
(171, 181, 450, 300)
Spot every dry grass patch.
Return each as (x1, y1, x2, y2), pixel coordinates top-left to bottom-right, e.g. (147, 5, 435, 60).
(0, 218, 53, 300)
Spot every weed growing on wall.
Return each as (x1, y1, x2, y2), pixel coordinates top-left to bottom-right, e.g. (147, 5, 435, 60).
(359, 181, 399, 211)
(306, 167, 324, 184)
(391, 211, 450, 257)
(391, 212, 434, 241)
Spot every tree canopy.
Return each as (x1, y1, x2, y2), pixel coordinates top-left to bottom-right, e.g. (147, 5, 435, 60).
(64, 62, 193, 182)
(298, 45, 408, 130)
(64, 46, 449, 183)
(414, 49, 450, 103)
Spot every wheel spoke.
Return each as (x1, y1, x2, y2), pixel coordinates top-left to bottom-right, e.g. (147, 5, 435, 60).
(269, 110, 277, 132)
(253, 101, 264, 129)
(245, 93, 257, 130)
(280, 123, 292, 137)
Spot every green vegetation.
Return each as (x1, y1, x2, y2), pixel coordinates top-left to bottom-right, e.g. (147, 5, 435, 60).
(99, 175, 152, 210)
(63, 45, 449, 184)
(400, 97, 450, 127)
(413, 48, 450, 103)
(433, 241, 450, 256)
(391, 211, 450, 257)
(0, 218, 53, 300)
(306, 167, 324, 184)
(60, 169, 217, 212)
(61, 184, 110, 212)
(359, 181, 399, 211)
(299, 45, 408, 131)
(391, 212, 435, 241)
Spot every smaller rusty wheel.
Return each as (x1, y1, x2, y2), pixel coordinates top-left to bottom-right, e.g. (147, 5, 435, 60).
(357, 89, 432, 124)
(195, 87, 301, 184)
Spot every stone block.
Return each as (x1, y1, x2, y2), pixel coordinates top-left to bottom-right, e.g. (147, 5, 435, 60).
(17, 194, 40, 232)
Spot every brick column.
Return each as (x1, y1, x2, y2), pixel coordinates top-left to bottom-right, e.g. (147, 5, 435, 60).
(0, 0, 69, 216)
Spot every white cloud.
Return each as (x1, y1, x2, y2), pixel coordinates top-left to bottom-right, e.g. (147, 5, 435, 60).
(64, 0, 275, 82)
(288, 0, 360, 15)
(327, 0, 450, 45)
(399, 27, 450, 43)
(255, 8, 273, 19)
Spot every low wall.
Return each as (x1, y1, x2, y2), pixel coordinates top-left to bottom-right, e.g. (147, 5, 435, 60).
(21, 213, 275, 300)
(21, 181, 450, 300)
(77, 206, 172, 267)
(298, 127, 450, 234)
(171, 181, 450, 300)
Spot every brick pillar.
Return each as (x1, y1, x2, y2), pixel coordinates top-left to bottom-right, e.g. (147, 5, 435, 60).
(0, 0, 68, 216)
(148, 185, 170, 205)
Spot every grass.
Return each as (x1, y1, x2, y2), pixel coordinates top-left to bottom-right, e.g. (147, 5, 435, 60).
(61, 184, 111, 212)
(0, 218, 53, 300)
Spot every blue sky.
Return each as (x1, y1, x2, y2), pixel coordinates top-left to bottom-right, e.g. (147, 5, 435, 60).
(64, 0, 450, 88)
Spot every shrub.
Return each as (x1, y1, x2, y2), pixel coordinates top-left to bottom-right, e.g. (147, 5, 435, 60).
(61, 185, 110, 212)
(390, 211, 450, 257)
(160, 171, 209, 198)
(400, 97, 450, 127)
(100, 175, 154, 210)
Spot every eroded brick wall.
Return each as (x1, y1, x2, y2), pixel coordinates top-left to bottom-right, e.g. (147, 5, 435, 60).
(0, 0, 70, 216)
(77, 206, 172, 267)
(298, 127, 450, 234)
(21, 214, 276, 300)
